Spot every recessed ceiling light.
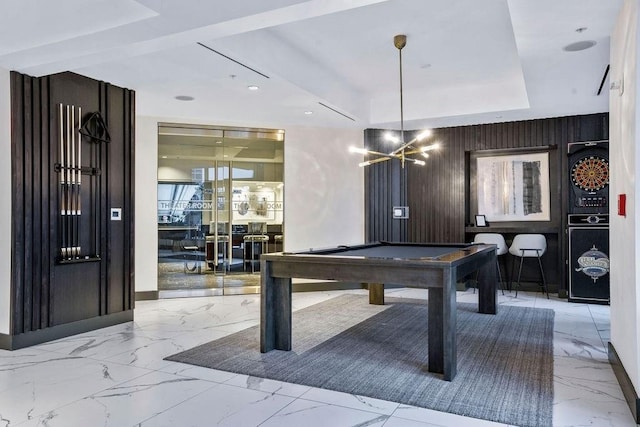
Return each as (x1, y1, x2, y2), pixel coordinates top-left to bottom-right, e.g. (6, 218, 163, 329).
(247, 85, 259, 91)
(304, 111, 313, 115)
(175, 95, 194, 101)
(563, 40, 596, 52)
(161, 155, 168, 159)
(215, 140, 223, 144)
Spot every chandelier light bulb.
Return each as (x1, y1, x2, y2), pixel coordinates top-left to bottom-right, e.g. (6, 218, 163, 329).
(421, 142, 440, 152)
(416, 129, 432, 141)
(349, 146, 369, 154)
(384, 132, 400, 144)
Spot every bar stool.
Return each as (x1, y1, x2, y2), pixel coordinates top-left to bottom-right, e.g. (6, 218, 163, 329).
(243, 221, 268, 273)
(273, 234, 283, 252)
(508, 234, 549, 298)
(472, 233, 507, 294)
(182, 242, 201, 274)
(243, 235, 269, 272)
(205, 234, 229, 272)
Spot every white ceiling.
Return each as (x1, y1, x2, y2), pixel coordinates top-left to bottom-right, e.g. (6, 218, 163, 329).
(0, 0, 623, 130)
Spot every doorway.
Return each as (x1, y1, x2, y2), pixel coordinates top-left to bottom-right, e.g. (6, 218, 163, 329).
(157, 123, 284, 297)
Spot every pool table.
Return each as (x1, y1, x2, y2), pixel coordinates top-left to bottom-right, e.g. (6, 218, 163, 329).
(259, 241, 497, 381)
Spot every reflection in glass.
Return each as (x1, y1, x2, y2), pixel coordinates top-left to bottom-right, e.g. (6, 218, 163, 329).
(157, 124, 284, 296)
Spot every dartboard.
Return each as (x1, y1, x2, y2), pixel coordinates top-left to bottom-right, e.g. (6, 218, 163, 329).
(571, 155, 609, 191)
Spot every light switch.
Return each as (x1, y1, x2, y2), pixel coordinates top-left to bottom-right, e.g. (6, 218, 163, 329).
(110, 208, 122, 221)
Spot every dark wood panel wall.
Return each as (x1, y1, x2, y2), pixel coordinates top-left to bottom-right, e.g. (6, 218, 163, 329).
(364, 113, 608, 293)
(363, 129, 409, 242)
(7, 71, 134, 348)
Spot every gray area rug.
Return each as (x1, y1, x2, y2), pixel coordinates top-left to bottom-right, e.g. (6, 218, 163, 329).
(166, 294, 554, 427)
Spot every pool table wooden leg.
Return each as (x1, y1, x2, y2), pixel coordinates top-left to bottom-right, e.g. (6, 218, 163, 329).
(260, 260, 292, 353)
(428, 268, 457, 381)
(368, 283, 384, 305)
(477, 250, 497, 314)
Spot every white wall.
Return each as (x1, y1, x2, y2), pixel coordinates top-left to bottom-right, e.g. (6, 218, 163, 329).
(609, 0, 640, 393)
(135, 116, 159, 292)
(135, 116, 365, 292)
(284, 126, 364, 252)
(0, 67, 10, 334)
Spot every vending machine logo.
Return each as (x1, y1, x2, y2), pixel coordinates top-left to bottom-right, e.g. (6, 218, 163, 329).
(575, 245, 610, 282)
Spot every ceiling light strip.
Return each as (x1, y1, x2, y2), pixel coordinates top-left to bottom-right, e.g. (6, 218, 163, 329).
(317, 102, 356, 121)
(197, 42, 270, 79)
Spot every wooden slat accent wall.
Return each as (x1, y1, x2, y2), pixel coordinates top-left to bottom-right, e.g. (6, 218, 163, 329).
(10, 71, 135, 336)
(364, 129, 408, 242)
(10, 72, 50, 333)
(364, 114, 608, 292)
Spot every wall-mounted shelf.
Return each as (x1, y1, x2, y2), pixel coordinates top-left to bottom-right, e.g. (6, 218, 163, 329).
(58, 256, 102, 265)
(465, 225, 559, 234)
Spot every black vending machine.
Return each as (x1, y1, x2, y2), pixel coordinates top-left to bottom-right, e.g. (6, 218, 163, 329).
(567, 141, 610, 303)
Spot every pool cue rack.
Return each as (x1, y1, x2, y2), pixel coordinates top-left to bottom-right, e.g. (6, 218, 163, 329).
(55, 103, 105, 264)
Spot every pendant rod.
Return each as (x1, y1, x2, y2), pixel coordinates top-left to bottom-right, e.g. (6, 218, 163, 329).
(395, 34, 407, 145)
(399, 44, 404, 144)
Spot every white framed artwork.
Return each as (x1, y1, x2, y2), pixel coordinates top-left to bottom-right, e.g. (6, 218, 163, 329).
(476, 151, 550, 222)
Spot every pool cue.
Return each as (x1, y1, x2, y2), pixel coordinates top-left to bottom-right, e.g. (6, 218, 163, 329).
(71, 106, 78, 257)
(66, 105, 72, 259)
(77, 106, 82, 257)
(70, 106, 75, 257)
(74, 106, 81, 257)
(78, 107, 82, 255)
(59, 104, 66, 258)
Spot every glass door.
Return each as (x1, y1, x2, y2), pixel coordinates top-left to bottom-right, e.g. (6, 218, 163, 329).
(205, 160, 230, 276)
(157, 124, 284, 297)
(223, 129, 284, 294)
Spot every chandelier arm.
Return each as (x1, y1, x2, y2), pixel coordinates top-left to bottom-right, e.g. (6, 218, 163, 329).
(361, 157, 393, 166)
(365, 149, 397, 158)
(360, 153, 425, 167)
(403, 149, 423, 156)
(404, 142, 439, 156)
(403, 157, 425, 165)
(389, 136, 418, 155)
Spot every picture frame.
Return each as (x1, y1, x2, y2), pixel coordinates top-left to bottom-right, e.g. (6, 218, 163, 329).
(475, 151, 550, 222)
(475, 214, 488, 227)
(232, 188, 277, 221)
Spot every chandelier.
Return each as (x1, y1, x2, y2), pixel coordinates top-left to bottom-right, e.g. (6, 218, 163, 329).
(351, 34, 439, 167)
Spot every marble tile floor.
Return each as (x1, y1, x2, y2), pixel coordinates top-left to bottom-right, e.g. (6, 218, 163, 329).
(0, 288, 635, 427)
(158, 261, 261, 291)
